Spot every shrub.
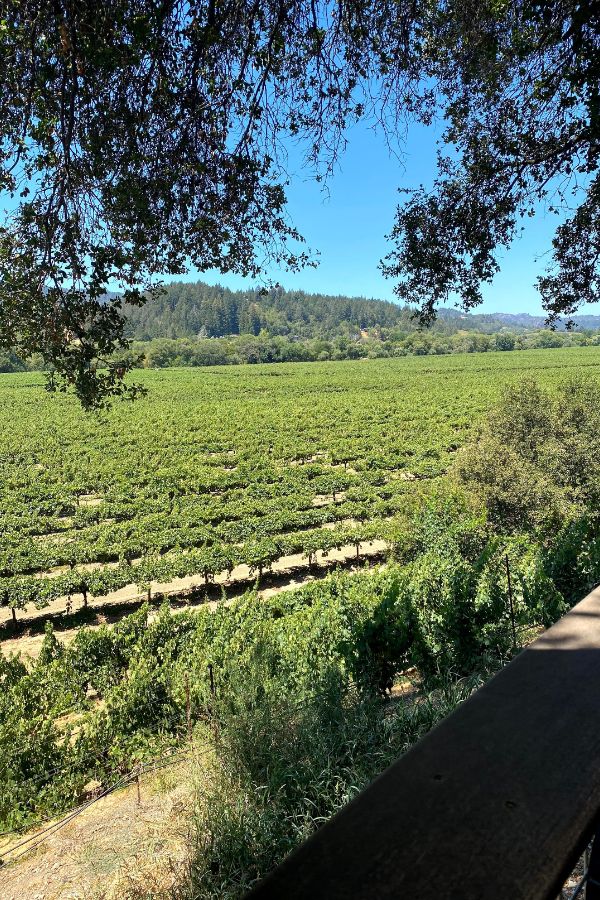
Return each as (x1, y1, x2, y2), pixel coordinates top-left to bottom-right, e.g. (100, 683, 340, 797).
(454, 378, 600, 534)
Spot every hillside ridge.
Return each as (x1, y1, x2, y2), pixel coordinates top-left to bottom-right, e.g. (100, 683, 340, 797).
(124, 280, 600, 341)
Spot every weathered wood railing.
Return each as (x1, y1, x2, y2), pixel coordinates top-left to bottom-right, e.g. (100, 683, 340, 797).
(248, 585, 600, 899)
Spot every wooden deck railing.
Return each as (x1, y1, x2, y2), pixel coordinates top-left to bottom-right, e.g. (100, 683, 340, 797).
(247, 585, 600, 899)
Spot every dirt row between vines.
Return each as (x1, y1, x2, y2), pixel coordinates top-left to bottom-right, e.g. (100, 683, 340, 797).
(0, 540, 389, 659)
(0, 753, 198, 900)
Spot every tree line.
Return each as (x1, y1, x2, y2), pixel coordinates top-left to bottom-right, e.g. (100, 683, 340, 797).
(3, 327, 599, 374)
(120, 329, 600, 370)
(5, 277, 600, 373)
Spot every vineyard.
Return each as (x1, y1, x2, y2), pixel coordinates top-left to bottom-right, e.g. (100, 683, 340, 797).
(2, 349, 600, 627)
(3, 349, 600, 893)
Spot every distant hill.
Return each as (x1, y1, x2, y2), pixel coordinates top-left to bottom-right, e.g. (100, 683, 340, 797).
(435, 308, 600, 331)
(484, 311, 600, 331)
(123, 281, 413, 340)
(123, 280, 600, 340)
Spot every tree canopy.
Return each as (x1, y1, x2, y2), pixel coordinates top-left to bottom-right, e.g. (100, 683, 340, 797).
(0, 1, 598, 405)
(382, 1, 600, 324)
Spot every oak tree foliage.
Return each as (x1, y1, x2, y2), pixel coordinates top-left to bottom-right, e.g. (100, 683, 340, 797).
(382, 1, 600, 325)
(0, 0, 422, 406)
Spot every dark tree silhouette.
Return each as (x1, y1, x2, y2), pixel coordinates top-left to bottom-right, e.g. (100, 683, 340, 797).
(382, 2, 600, 326)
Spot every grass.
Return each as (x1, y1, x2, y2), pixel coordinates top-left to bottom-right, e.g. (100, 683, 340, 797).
(179, 672, 487, 899)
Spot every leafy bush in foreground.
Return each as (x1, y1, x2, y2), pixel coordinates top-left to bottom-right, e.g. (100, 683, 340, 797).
(455, 378, 600, 534)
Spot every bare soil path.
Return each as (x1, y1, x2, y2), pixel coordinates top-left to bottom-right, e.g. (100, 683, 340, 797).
(0, 756, 197, 900)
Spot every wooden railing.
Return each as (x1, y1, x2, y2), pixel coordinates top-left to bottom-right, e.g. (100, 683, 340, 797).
(248, 585, 600, 899)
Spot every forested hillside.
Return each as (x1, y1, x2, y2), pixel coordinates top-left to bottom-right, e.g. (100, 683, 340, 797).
(123, 281, 600, 342)
(4, 283, 600, 375)
(123, 282, 408, 340)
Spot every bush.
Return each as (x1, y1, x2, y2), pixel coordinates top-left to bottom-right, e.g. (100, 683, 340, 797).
(454, 378, 600, 534)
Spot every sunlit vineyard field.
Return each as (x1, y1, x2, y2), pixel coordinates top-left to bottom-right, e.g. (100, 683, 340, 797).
(2, 348, 599, 623)
(2, 346, 600, 850)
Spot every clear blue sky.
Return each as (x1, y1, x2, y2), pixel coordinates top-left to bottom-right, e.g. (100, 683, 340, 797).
(186, 120, 581, 317)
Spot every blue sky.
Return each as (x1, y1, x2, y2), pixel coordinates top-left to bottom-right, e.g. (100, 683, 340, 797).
(189, 121, 574, 316)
